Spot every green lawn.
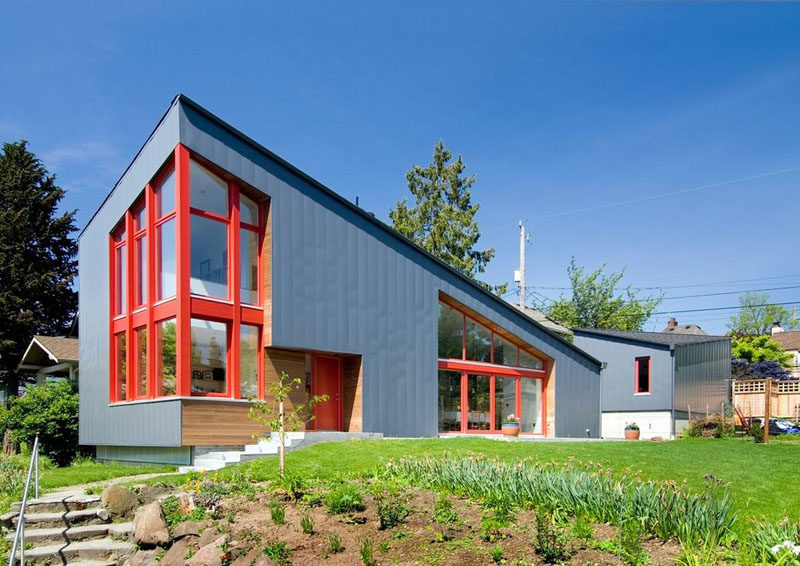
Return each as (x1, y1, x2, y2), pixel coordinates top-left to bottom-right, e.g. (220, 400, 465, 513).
(171, 437, 798, 522)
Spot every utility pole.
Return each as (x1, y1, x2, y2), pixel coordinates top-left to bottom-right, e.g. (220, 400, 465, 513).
(514, 221, 527, 309)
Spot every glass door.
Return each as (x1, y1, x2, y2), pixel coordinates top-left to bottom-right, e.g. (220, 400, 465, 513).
(467, 374, 491, 430)
(521, 378, 542, 433)
(438, 370, 462, 432)
(494, 377, 517, 430)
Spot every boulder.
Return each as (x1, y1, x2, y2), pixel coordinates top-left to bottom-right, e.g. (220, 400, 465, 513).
(159, 539, 191, 566)
(137, 485, 170, 504)
(133, 502, 170, 547)
(230, 546, 261, 566)
(197, 526, 221, 548)
(187, 536, 228, 566)
(124, 548, 161, 566)
(101, 485, 139, 518)
(174, 520, 207, 539)
(252, 556, 278, 566)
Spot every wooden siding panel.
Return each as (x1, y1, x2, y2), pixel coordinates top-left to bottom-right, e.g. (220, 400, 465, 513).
(343, 355, 363, 432)
(265, 348, 309, 430)
(181, 401, 264, 446)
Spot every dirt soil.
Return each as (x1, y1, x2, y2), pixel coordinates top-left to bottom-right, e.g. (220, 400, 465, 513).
(220, 486, 681, 565)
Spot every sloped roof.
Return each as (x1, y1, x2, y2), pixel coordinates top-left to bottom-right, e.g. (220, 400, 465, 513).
(22, 336, 80, 365)
(771, 331, 800, 351)
(573, 327, 728, 347)
(515, 306, 572, 335)
(662, 323, 707, 335)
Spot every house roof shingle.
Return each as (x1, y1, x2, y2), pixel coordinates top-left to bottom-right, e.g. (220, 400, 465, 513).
(573, 328, 729, 348)
(33, 336, 79, 362)
(771, 331, 800, 352)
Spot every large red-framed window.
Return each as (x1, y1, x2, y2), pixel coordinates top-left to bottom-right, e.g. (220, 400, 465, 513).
(109, 144, 266, 403)
(437, 298, 548, 435)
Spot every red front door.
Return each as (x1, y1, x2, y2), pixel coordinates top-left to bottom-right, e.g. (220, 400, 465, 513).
(312, 356, 343, 431)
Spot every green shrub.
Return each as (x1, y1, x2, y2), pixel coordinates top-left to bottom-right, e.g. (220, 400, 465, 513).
(275, 471, 306, 500)
(161, 495, 208, 531)
(618, 516, 647, 565)
(263, 539, 291, 564)
(300, 512, 314, 535)
(684, 415, 734, 439)
(325, 483, 365, 514)
(434, 494, 460, 525)
(490, 545, 505, 563)
(571, 514, 594, 541)
(377, 498, 409, 530)
(0, 381, 80, 466)
(534, 510, 573, 564)
(328, 533, 344, 554)
(268, 500, 286, 525)
(359, 538, 376, 566)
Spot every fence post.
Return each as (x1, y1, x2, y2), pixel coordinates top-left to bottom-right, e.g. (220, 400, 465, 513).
(763, 379, 772, 444)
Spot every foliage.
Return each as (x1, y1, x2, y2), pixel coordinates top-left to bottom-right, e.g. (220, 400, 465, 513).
(388, 455, 737, 545)
(389, 140, 505, 295)
(359, 538, 376, 566)
(327, 533, 344, 554)
(684, 415, 735, 439)
(300, 511, 314, 534)
(434, 494, 461, 525)
(490, 545, 505, 563)
(545, 258, 662, 331)
(732, 335, 792, 366)
(0, 380, 79, 465)
(727, 292, 798, 336)
(0, 141, 78, 397)
(248, 370, 328, 475)
(534, 509, 573, 563)
(262, 539, 291, 564)
(736, 518, 800, 565)
(732, 358, 791, 381)
(377, 497, 409, 529)
(571, 514, 594, 541)
(625, 422, 640, 431)
(268, 500, 286, 525)
(618, 514, 647, 565)
(274, 470, 306, 500)
(325, 482, 365, 514)
(161, 495, 208, 530)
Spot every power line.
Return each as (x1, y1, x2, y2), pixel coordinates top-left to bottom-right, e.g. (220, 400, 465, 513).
(661, 285, 800, 300)
(527, 272, 800, 292)
(653, 301, 800, 316)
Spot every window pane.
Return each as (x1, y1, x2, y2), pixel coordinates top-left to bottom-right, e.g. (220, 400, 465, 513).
(135, 236, 147, 306)
(157, 170, 175, 217)
(240, 193, 259, 225)
(135, 327, 147, 397)
(190, 318, 227, 395)
(495, 377, 517, 430)
(157, 319, 177, 396)
(190, 215, 228, 298)
(115, 244, 127, 315)
(241, 229, 259, 304)
(467, 374, 490, 430)
(519, 349, 543, 370)
(492, 334, 518, 367)
(158, 219, 176, 299)
(521, 379, 542, 433)
(438, 370, 461, 432)
(465, 319, 491, 363)
(190, 161, 228, 215)
(134, 206, 146, 231)
(438, 303, 463, 359)
(637, 358, 650, 393)
(240, 325, 259, 398)
(115, 332, 127, 400)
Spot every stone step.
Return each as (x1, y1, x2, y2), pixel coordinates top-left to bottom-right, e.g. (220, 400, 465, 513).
(4, 522, 133, 546)
(11, 495, 101, 514)
(11, 538, 134, 565)
(12, 508, 110, 529)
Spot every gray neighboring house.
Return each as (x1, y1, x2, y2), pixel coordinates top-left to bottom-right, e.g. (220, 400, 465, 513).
(573, 328, 731, 439)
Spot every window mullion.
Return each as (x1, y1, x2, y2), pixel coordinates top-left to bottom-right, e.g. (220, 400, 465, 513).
(124, 210, 135, 401)
(230, 182, 241, 399)
(146, 182, 157, 398)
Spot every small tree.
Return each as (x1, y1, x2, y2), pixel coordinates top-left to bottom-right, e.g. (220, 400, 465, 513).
(727, 291, 798, 336)
(248, 371, 328, 475)
(731, 334, 791, 366)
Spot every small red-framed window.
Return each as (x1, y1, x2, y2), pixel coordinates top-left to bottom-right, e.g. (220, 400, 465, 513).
(132, 199, 147, 308)
(111, 224, 127, 316)
(133, 326, 148, 398)
(112, 331, 127, 401)
(155, 317, 177, 396)
(635, 356, 651, 394)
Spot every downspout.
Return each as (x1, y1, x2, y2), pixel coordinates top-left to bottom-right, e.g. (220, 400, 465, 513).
(670, 346, 676, 440)
(598, 362, 606, 438)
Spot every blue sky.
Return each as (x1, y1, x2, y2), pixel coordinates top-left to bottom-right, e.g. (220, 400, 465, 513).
(2, 2, 799, 334)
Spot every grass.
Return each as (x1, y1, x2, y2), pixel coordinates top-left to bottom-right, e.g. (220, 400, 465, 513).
(150, 437, 799, 522)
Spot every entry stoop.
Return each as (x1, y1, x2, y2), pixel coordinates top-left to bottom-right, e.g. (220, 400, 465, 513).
(180, 431, 383, 473)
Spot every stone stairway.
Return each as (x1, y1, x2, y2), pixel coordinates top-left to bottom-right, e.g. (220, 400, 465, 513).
(180, 431, 384, 473)
(1, 490, 135, 565)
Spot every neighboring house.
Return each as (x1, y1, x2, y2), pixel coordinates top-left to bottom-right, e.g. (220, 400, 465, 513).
(78, 95, 603, 465)
(769, 323, 800, 379)
(514, 306, 572, 337)
(16, 336, 79, 384)
(573, 329, 730, 439)
(661, 317, 707, 336)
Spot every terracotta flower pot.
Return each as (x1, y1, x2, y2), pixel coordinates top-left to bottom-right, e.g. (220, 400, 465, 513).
(501, 423, 520, 437)
(624, 428, 640, 441)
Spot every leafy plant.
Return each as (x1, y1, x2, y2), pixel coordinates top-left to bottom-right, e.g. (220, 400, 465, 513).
(490, 545, 505, 563)
(263, 539, 291, 564)
(268, 500, 286, 525)
(534, 509, 572, 563)
(377, 498, 409, 530)
(571, 514, 594, 542)
(276, 471, 306, 500)
(618, 515, 647, 565)
(161, 495, 208, 531)
(359, 538, 376, 566)
(300, 512, 314, 535)
(328, 533, 344, 554)
(434, 494, 461, 525)
(325, 483, 365, 514)
(379, 541, 390, 553)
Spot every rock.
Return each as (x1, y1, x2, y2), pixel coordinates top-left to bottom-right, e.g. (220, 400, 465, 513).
(125, 548, 161, 566)
(230, 546, 261, 566)
(101, 485, 138, 518)
(174, 520, 207, 539)
(159, 539, 190, 566)
(252, 556, 278, 566)
(187, 536, 228, 566)
(179, 492, 197, 515)
(197, 526, 221, 548)
(133, 501, 170, 547)
(137, 485, 170, 504)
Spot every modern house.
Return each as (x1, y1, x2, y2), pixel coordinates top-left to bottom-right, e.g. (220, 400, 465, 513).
(78, 95, 603, 465)
(573, 328, 731, 439)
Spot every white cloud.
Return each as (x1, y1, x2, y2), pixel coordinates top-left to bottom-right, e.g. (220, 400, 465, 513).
(41, 141, 118, 167)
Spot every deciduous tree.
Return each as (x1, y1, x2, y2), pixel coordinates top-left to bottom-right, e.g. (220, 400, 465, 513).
(727, 291, 798, 336)
(731, 334, 791, 366)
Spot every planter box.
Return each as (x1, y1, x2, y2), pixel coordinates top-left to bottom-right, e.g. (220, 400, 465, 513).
(501, 423, 520, 437)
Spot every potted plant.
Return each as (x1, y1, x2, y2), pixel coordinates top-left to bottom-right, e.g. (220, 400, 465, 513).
(501, 414, 521, 437)
(624, 422, 640, 441)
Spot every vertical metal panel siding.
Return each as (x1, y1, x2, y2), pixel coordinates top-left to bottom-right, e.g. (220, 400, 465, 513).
(673, 340, 731, 414)
(178, 102, 600, 438)
(573, 335, 673, 412)
(78, 103, 183, 447)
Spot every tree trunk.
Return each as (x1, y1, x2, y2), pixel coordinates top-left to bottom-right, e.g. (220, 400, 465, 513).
(278, 399, 285, 475)
(2, 429, 17, 457)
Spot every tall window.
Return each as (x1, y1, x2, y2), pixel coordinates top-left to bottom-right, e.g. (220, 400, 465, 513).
(635, 356, 650, 394)
(109, 146, 265, 403)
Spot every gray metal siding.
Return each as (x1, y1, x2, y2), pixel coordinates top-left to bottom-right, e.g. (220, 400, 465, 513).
(673, 340, 731, 415)
(78, 104, 183, 447)
(179, 102, 601, 438)
(96, 445, 191, 466)
(573, 335, 673, 412)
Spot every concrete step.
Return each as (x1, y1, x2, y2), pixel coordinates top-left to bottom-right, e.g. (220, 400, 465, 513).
(11, 495, 101, 514)
(11, 539, 134, 564)
(4, 522, 133, 545)
(12, 508, 110, 529)
(195, 451, 244, 463)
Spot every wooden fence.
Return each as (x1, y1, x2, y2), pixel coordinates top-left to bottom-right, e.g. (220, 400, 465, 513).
(733, 379, 800, 421)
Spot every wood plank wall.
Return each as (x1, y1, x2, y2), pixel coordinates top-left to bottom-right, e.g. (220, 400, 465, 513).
(181, 401, 265, 446)
(265, 348, 310, 430)
(342, 355, 363, 432)
(262, 199, 273, 346)
(545, 361, 556, 437)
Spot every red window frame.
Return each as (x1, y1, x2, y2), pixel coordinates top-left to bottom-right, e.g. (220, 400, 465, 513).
(109, 144, 266, 403)
(437, 298, 548, 435)
(635, 356, 651, 394)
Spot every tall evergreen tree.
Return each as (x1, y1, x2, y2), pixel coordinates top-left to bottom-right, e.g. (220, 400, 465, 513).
(390, 140, 506, 294)
(0, 141, 77, 397)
